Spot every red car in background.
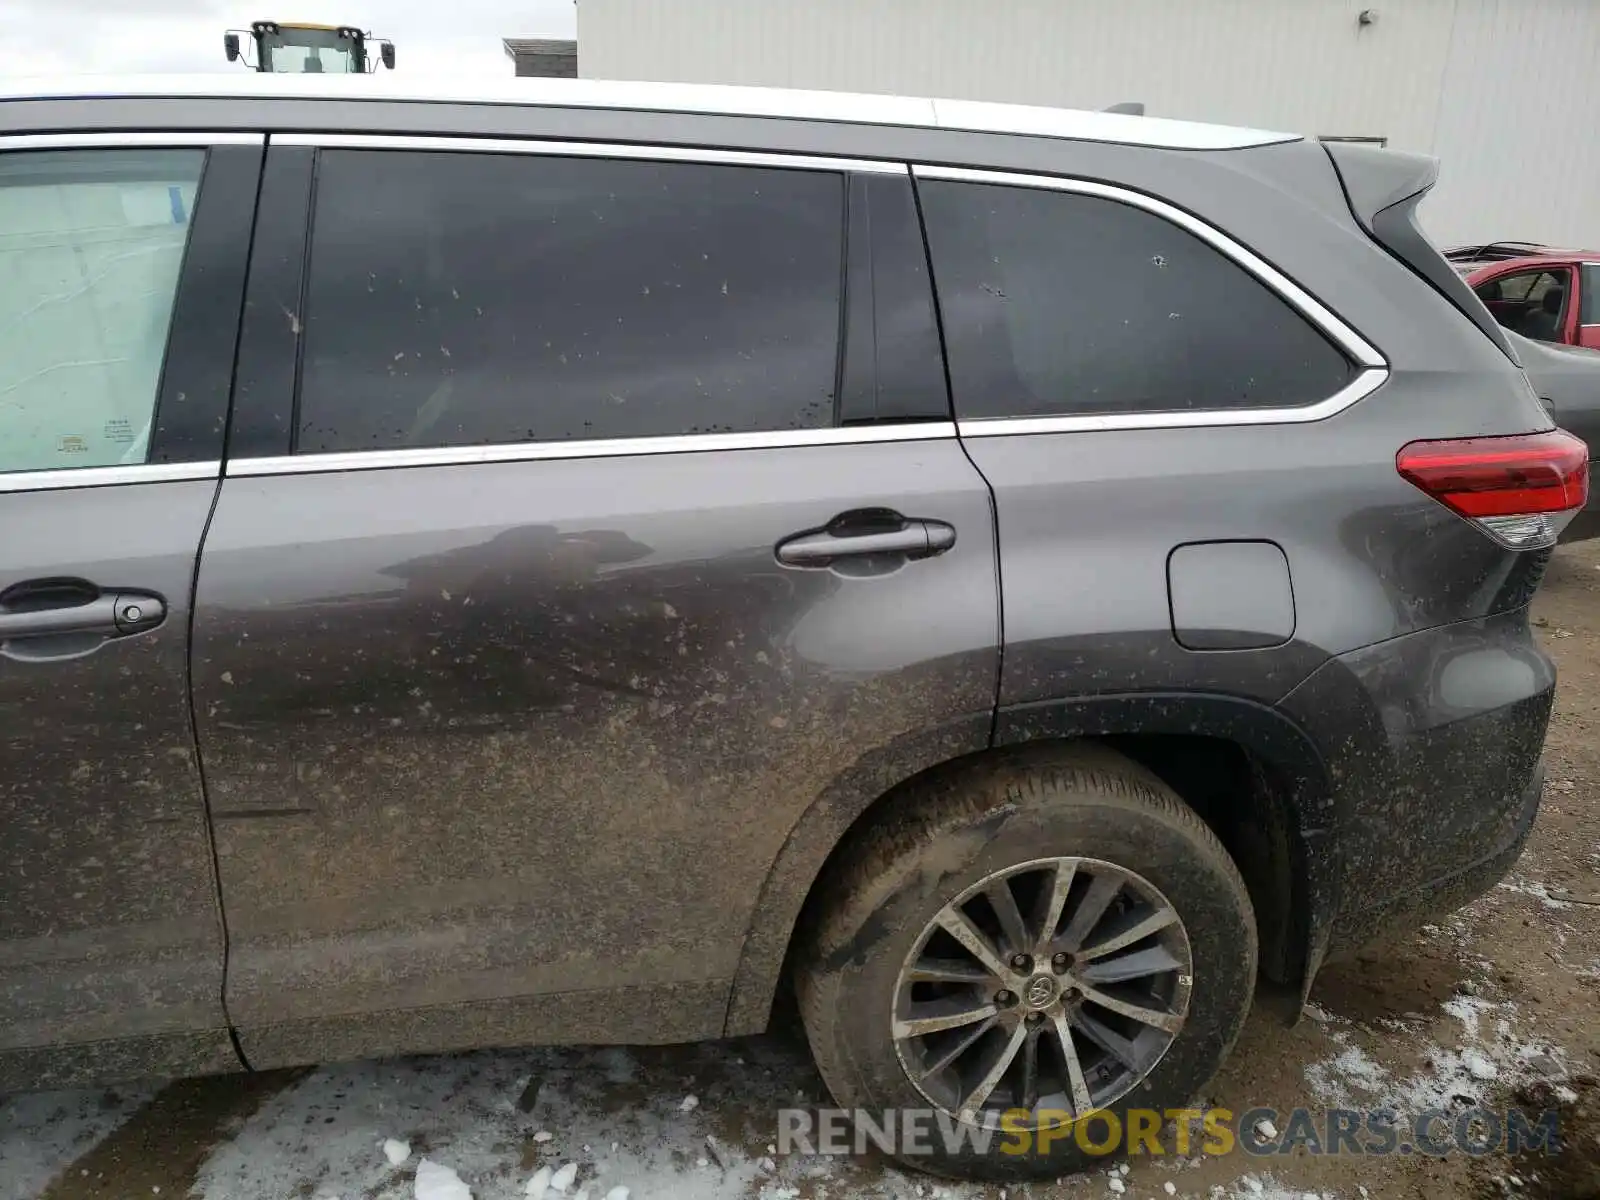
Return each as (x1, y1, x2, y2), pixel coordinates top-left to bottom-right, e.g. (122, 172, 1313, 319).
(1447, 242, 1600, 350)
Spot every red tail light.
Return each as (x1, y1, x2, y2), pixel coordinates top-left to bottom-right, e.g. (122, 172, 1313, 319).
(1396, 429, 1589, 549)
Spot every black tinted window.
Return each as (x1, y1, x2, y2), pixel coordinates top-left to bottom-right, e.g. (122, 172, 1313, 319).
(838, 174, 949, 424)
(298, 151, 845, 453)
(1583, 265, 1599, 326)
(919, 181, 1353, 420)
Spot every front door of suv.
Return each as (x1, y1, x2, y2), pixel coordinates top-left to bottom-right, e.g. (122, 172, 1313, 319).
(193, 139, 999, 1065)
(0, 134, 258, 1088)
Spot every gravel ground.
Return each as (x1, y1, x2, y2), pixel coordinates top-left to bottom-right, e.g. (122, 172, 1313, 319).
(5, 543, 1599, 1200)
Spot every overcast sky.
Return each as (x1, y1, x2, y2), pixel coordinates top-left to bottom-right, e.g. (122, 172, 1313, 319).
(0, 0, 575, 77)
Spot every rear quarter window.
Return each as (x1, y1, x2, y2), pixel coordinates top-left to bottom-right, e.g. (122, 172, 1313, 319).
(918, 180, 1354, 420)
(1584, 264, 1600, 326)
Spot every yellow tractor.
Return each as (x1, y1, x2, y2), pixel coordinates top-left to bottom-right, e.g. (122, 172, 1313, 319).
(224, 21, 395, 74)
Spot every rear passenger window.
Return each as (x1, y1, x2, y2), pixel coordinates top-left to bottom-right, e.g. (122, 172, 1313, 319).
(297, 151, 845, 453)
(918, 181, 1354, 420)
(0, 149, 202, 473)
(1583, 265, 1599, 326)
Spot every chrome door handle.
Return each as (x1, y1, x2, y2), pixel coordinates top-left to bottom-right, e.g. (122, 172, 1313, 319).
(776, 510, 957, 568)
(0, 588, 166, 639)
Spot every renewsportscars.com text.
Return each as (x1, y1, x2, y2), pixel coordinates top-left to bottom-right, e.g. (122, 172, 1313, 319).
(777, 1105, 1561, 1158)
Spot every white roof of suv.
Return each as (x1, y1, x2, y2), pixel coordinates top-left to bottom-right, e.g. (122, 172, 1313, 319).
(0, 74, 1299, 153)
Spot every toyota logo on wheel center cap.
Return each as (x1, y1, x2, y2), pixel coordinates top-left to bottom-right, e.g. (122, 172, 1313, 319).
(1023, 974, 1057, 1009)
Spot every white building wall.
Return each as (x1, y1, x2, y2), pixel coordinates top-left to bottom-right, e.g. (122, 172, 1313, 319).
(1427, 1, 1600, 247)
(576, 0, 1600, 247)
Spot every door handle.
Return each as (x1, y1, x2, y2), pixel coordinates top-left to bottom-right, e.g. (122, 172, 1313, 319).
(0, 586, 166, 640)
(776, 509, 957, 568)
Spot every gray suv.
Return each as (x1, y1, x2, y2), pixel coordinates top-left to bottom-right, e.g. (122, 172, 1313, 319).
(0, 76, 1582, 1180)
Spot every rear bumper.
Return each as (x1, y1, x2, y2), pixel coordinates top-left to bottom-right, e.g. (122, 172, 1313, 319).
(1331, 755, 1541, 951)
(1278, 607, 1554, 956)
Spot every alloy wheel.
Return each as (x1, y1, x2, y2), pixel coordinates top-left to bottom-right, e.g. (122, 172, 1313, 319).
(891, 856, 1193, 1128)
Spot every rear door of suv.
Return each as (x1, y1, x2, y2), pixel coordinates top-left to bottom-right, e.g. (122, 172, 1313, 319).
(0, 132, 258, 1088)
(193, 135, 1000, 1065)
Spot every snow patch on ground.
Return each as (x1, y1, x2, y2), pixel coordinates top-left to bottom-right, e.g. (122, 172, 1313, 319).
(0, 1085, 154, 1200)
(547, 1162, 578, 1192)
(1304, 993, 1565, 1112)
(415, 1158, 473, 1200)
(1214, 1177, 1337, 1199)
(187, 1037, 937, 1200)
(1496, 876, 1575, 910)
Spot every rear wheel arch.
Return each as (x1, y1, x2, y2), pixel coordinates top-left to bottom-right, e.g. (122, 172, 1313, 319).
(724, 692, 1335, 1036)
(793, 741, 1256, 1179)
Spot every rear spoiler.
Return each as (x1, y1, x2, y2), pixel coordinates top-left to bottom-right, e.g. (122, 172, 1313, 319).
(1322, 140, 1518, 364)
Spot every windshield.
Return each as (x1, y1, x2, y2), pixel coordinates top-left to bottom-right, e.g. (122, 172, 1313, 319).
(259, 27, 358, 73)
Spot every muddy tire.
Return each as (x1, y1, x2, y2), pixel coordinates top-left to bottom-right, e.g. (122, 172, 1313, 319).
(794, 743, 1256, 1181)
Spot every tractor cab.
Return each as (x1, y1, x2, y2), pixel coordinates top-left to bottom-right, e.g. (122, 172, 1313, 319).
(224, 21, 395, 74)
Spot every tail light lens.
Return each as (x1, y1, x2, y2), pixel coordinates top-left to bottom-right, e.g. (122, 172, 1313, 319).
(1397, 430, 1589, 549)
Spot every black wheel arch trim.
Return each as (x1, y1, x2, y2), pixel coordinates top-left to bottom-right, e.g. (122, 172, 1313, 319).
(723, 711, 995, 1036)
(997, 691, 1340, 998)
(725, 691, 1340, 1037)
(996, 691, 1330, 825)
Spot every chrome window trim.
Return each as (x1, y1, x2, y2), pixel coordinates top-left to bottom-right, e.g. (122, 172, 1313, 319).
(2, 76, 1298, 152)
(955, 370, 1389, 438)
(0, 131, 265, 150)
(229, 423, 957, 477)
(0, 462, 221, 494)
(917, 165, 1385, 369)
(274, 132, 908, 175)
(913, 164, 1390, 436)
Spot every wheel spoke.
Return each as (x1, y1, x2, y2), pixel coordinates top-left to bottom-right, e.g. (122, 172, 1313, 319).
(1031, 859, 1076, 951)
(908, 957, 995, 985)
(1050, 1012, 1094, 1117)
(1056, 873, 1122, 953)
(1017, 1024, 1043, 1112)
(1079, 983, 1183, 1033)
(1078, 906, 1179, 962)
(1078, 944, 1184, 986)
(986, 880, 1031, 956)
(918, 1014, 1000, 1079)
(894, 1000, 999, 1040)
(935, 908, 1010, 978)
(1074, 1009, 1143, 1072)
(959, 1020, 1028, 1117)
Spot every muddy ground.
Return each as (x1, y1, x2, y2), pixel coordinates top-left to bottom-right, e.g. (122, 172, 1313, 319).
(4, 544, 1599, 1200)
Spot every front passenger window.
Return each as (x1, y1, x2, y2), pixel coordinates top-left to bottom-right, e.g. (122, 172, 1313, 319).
(0, 149, 202, 474)
(1479, 272, 1539, 304)
(1520, 273, 1569, 343)
(1476, 269, 1569, 342)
